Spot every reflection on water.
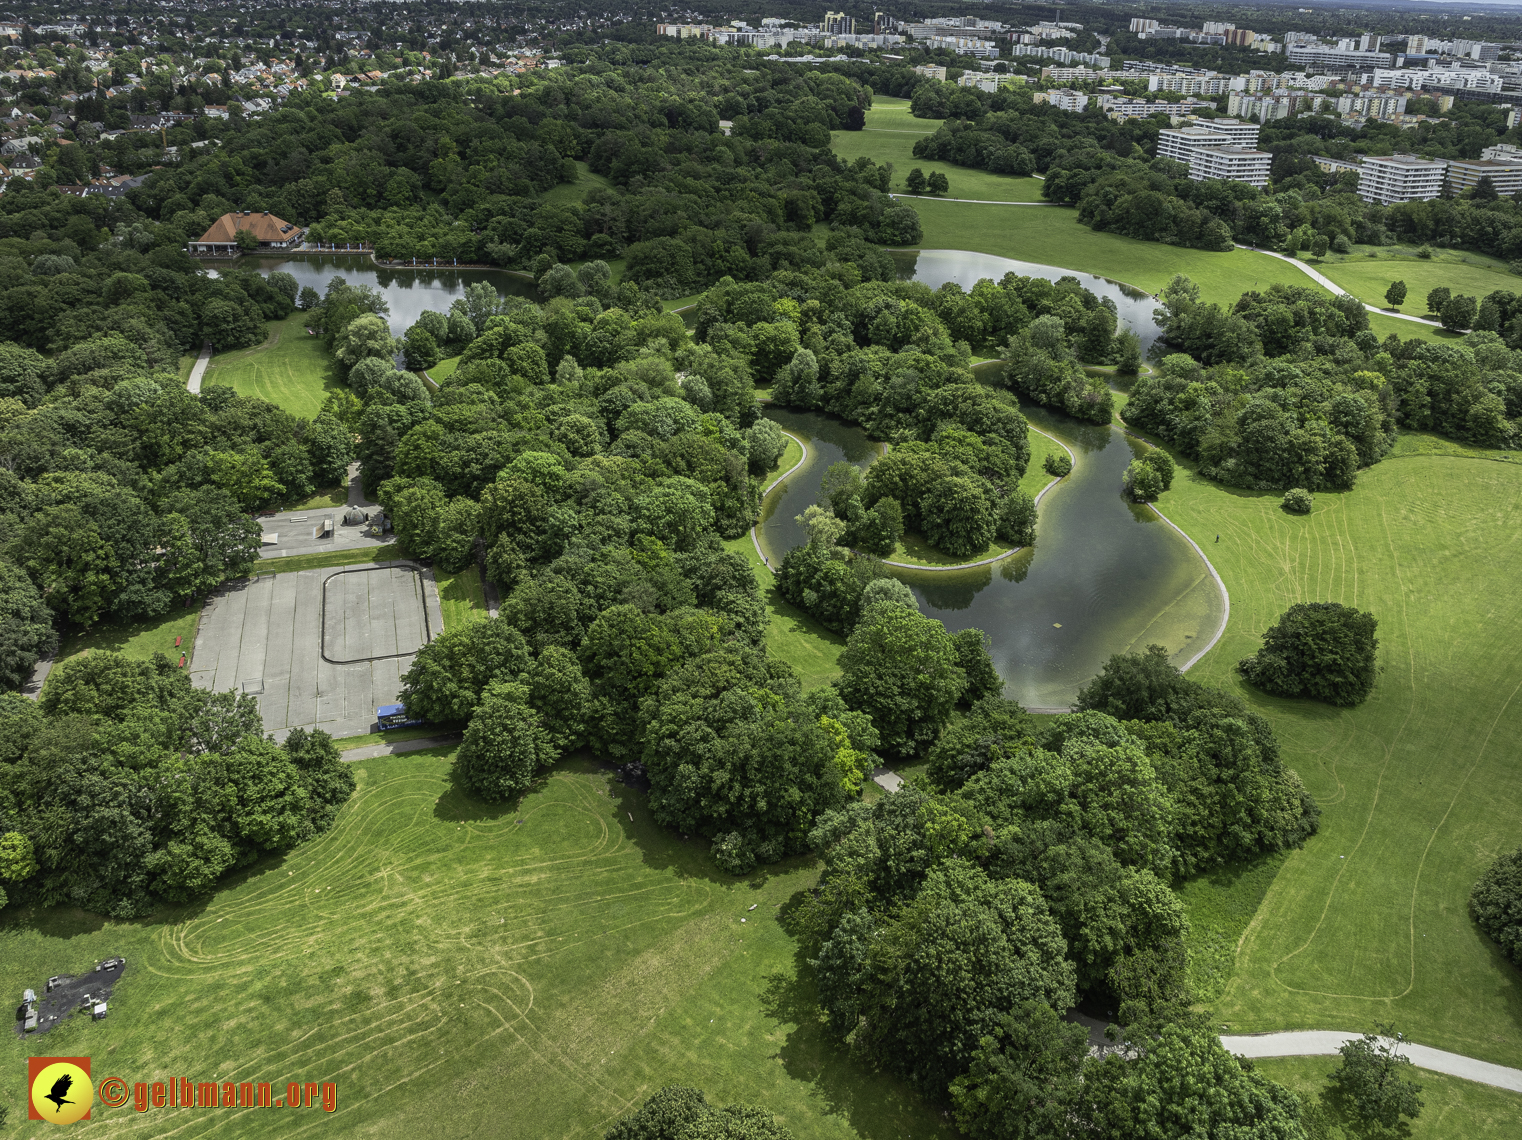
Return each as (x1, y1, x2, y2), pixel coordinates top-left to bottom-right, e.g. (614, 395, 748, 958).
(210, 254, 537, 334)
(893, 249, 1165, 352)
(761, 404, 1225, 711)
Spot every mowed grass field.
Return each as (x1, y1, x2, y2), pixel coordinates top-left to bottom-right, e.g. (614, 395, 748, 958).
(203, 312, 345, 421)
(834, 98, 1045, 203)
(1317, 249, 1520, 316)
(0, 752, 950, 1139)
(1157, 449, 1522, 1068)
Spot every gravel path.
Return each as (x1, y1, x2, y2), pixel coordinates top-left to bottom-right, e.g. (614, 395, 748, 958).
(1221, 1031, 1522, 1093)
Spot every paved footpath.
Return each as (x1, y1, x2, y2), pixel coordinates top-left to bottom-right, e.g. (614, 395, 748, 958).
(1235, 247, 1444, 329)
(186, 341, 213, 394)
(1221, 1030, 1522, 1094)
(339, 734, 462, 762)
(889, 193, 1053, 205)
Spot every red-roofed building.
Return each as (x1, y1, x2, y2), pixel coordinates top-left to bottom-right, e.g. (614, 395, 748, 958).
(189, 209, 305, 255)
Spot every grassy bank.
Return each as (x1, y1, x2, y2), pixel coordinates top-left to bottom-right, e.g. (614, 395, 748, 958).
(436, 565, 490, 630)
(1317, 249, 1519, 317)
(903, 199, 1443, 344)
(202, 312, 343, 420)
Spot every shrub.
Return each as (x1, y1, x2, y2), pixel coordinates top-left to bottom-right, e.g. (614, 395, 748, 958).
(1331, 234, 1352, 255)
(1238, 601, 1379, 706)
(1416, 245, 1434, 259)
(1043, 451, 1073, 477)
(1472, 847, 1522, 967)
(1124, 459, 1164, 502)
(1282, 488, 1313, 514)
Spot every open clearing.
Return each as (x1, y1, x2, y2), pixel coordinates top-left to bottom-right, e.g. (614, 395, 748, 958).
(0, 752, 948, 1139)
(835, 97, 1045, 203)
(189, 562, 442, 740)
(1160, 448, 1522, 1068)
(202, 312, 345, 421)
(1317, 251, 1520, 317)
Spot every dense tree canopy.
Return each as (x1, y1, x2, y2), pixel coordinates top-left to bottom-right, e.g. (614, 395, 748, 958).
(0, 651, 352, 915)
(1238, 602, 1380, 706)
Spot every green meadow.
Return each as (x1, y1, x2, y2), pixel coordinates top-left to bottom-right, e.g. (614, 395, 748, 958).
(904, 198, 1442, 344)
(0, 752, 949, 1139)
(837, 95, 1046, 203)
(1254, 1055, 1522, 1140)
(1316, 249, 1520, 316)
(1161, 448, 1522, 1069)
(201, 312, 344, 421)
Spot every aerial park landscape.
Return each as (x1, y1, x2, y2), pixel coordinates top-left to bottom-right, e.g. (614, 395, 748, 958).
(3, 14, 1522, 1140)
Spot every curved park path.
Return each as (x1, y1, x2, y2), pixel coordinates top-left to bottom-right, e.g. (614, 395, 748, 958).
(1233, 246, 1444, 329)
(1220, 1031, 1522, 1094)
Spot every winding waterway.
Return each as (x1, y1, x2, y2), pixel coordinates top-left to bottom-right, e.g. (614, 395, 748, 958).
(759, 252, 1224, 711)
(227, 247, 1224, 710)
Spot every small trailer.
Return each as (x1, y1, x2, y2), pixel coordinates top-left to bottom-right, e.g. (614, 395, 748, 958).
(377, 704, 424, 730)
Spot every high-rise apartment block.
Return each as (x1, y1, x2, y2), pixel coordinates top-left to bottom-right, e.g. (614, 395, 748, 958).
(1356, 154, 1447, 205)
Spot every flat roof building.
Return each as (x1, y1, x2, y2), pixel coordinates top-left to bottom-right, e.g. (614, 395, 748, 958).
(1447, 157, 1522, 197)
(1356, 154, 1447, 205)
(1189, 146, 1272, 188)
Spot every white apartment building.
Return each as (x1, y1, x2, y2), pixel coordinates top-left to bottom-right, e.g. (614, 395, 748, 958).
(1036, 89, 1091, 113)
(1157, 126, 1235, 163)
(1129, 18, 1159, 34)
(1287, 45, 1395, 69)
(1482, 142, 1522, 162)
(1148, 72, 1233, 95)
(1447, 156, 1522, 196)
(1189, 146, 1272, 187)
(1179, 116, 1260, 146)
(1336, 93, 1409, 118)
(1356, 154, 1447, 205)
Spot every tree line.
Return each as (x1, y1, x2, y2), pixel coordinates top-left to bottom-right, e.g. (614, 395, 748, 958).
(1133, 273, 1520, 480)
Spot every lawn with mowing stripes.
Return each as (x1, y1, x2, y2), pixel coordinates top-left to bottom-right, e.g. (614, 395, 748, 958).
(1157, 447, 1522, 1069)
(0, 751, 948, 1138)
(202, 312, 345, 420)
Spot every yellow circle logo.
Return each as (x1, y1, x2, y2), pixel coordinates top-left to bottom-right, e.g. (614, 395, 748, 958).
(30, 1061, 94, 1125)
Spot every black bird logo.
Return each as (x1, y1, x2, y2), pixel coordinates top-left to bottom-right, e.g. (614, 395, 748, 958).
(44, 1073, 76, 1113)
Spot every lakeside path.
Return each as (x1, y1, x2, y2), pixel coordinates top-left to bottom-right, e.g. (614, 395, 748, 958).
(1221, 1031, 1522, 1094)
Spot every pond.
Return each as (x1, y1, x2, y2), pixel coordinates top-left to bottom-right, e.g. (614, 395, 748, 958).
(757, 402, 1225, 712)
(893, 249, 1166, 352)
(216, 253, 537, 335)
